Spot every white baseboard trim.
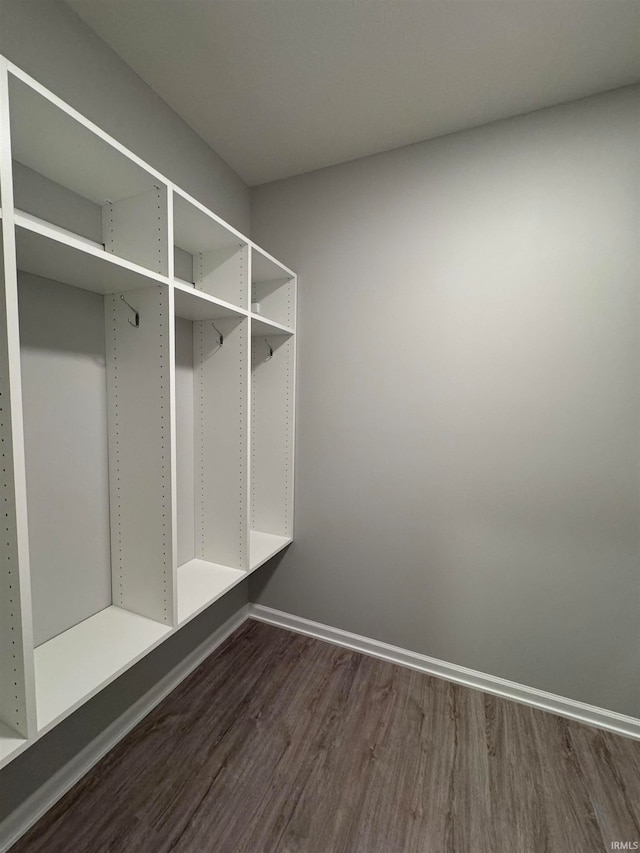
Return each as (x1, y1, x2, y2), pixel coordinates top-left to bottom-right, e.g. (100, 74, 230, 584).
(249, 604, 640, 742)
(0, 604, 250, 853)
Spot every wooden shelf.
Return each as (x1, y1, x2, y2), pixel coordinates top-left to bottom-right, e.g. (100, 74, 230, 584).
(177, 559, 246, 625)
(252, 247, 294, 283)
(34, 606, 171, 733)
(251, 246, 296, 330)
(251, 314, 294, 336)
(173, 280, 246, 321)
(14, 211, 168, 294)
(250, 530, 292, 571)
(173, 191, 245, 255)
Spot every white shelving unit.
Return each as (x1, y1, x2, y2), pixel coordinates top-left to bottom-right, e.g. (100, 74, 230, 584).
(0, 54, 296, 769)
(250, 249, 296, 571)
(251, 246, 296, 329)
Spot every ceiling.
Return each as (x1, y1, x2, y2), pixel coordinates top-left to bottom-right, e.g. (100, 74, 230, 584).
(66, 1, 640, 187)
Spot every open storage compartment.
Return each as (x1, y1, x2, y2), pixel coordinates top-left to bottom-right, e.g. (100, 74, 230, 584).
(16, 256, 173, 733)
(251, 246, 295, 330)
(8, 72, 168, 277)
(173, 287, 248, 624)
(250, 319, 295, 570)
(173, 190, 248, 309)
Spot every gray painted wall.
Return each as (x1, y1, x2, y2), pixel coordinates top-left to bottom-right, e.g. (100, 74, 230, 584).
(251, 86, 640, 718)
(0, 0, 250, 834)
(19, 273, 111, 646)
(0, 0, 250, 233)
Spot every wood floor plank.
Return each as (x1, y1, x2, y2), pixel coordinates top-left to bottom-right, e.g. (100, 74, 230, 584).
(485, 692, 554, 853)
(571, 724, 640, 850)
(9, 620, 640, 853)
(530, 710, 602, 852)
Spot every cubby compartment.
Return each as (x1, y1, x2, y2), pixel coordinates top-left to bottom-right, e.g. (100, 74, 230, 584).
(17, 272, 173, 733)
(174, 287, 248, 624)
(8, 73, 168, 277)
(251, 246, 295, 330)
(250, 323, 295, 570)
(0, 234, 32, 768)
(173, 191, 248, 309)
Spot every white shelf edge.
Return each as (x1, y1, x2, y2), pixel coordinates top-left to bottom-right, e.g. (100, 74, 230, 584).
(174, 275, 194, 288)
(173, 279, 248, 317)
(172, 185, 249, 250)
(177, 559, 247, 626)
(249, 531, 293, 572)
(14, 209, 171, 287)
(15, 209, 103, 251)
(250, 243, 296, 279)
(250, 314, 295, 336)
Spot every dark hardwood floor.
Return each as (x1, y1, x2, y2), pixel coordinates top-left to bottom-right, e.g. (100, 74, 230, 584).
(10, 620, 640, 852)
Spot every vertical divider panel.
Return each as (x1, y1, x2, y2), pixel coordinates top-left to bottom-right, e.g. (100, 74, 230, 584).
(288, 278, 297, 535)
(166, 194, 178, 625)
(195, 244, 249, 308)
(105, 285, 175, 626)
(194, 317, 248, 570)
(103, 184, 169, 275)
(0, 58, 36, 742)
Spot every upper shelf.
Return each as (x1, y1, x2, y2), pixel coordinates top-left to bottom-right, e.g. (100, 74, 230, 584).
(14, 211, 169, 294)
(8, 72, 161, 206)
(251, 247, 296, 330)
(173, 191, 245, 255)
(250, 314, 294, 336)
(252, 246, 294, 284)
(173, 280, 246, 321)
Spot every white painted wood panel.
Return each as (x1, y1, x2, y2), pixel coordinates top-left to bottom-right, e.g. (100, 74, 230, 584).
(175, 317, 195, 567)
(0, 238, 32, 744)
(174, 281, 245, 322)
(12, 162, 103, 245)
(177, 559, 245, 624)
(103, 186, 168, 275)
(249, 531, 291, 572)
(0, 63, 36, 746)
(14, 213, 168, 295)
(173, 192, 241, 255)
(251, 314, 294, 336)
(195, 245, 248, 309)
(34, 605, 170, 732)
(105, 286, 174, 627)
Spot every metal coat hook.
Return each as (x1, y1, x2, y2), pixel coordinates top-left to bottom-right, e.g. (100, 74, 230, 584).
(212, 322, 224, 346)
(265, 338, 273, 360)
(120, 295, 139, 328)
